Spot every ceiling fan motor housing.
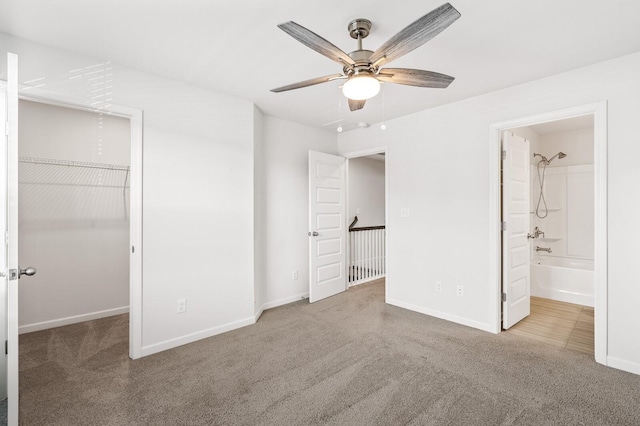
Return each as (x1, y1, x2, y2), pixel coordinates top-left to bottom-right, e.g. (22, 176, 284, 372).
(344, 49, 376, 77)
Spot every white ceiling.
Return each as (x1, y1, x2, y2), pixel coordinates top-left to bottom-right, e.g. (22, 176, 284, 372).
(2, 0, 640, 131)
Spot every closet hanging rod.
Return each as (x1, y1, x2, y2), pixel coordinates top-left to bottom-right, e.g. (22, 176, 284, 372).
(19, 156, 130, 171)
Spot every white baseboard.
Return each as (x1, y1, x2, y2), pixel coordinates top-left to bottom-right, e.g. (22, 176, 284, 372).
(254, 306, 265, 323)
(349, 275, 385, 288)
(263, 293, 309, 311)
(140, 316, 256, 357)
(255, 293, 308, 322)
(387, 298, 496, 334)
(607, 356, 640, 376)
(19, 306, 130, 334)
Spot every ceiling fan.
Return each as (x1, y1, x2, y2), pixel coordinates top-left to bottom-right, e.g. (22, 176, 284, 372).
(271, 3, 461, 112)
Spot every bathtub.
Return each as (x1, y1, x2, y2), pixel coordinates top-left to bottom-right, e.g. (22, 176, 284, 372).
(530, 256, 594, 307)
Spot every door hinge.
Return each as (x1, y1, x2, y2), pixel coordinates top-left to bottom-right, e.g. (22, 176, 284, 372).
(501, 221, 507, 231)
(5, 340, 7, 355)
(501, 150, 506, 160)
(502, 293, 507, 302)
(131, 246, 135, 254)
(5, 122, 9, 136)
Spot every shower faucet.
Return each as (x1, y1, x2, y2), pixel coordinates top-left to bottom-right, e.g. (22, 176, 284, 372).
(528, 226, 545, 239)
(536, 246, 552, 253)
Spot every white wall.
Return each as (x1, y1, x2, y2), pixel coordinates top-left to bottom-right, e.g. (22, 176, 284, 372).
(258, 116, 337, 310)
(348, 156, 385, 228)
(337, 52, 640, 374)
(540, 127, 594, 166)
(1, 34, 257, 355)
(18, 100, 131, 332)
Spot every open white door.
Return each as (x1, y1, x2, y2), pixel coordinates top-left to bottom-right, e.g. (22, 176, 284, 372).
(308, 151, 347, 303)
(4, 52, 20, 426)
(502, 131, 530, 329)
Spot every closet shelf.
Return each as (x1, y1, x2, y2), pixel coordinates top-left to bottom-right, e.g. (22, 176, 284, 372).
(19, 156, 130, 192)
(19, 156, 130, 171)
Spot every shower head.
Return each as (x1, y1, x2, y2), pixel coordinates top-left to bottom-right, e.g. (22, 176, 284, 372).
(547, 152, 567, 163)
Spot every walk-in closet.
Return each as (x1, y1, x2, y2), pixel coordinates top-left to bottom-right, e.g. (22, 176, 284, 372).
(18, 100, 131, 333)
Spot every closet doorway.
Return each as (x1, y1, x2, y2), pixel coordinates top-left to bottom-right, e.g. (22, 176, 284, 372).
(16, 95, 142, 358)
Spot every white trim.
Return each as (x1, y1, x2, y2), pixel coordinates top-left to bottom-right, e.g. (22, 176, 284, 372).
(254, 307, 264, 323)
(348, 275, 386, 287)
(19, 306, 129, 334)
(387, 298, 496, 333)
(606, 356, 640, 376)
(16, 86, 144, 360)
(255, 293, 310, 322)
(342, 146, 389, 159)
(140, 316, 256, 357)
(340, 145, 389, 302)
(489, 102, 608, 364)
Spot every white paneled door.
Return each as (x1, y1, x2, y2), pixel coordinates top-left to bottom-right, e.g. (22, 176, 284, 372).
(308, 151, 346, 303)
(502, 131, 531, 329)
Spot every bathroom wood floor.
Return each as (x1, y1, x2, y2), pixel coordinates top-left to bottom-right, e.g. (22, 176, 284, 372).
(507, 296, 594, 355)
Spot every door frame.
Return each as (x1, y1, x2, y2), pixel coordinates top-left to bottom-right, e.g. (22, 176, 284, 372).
(11, 85, 144, 359)
(489, 102, 607, 365)
(342, 146, 389, 300)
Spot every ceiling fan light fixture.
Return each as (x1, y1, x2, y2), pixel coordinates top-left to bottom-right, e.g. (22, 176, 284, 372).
(342, 73, 380, 100)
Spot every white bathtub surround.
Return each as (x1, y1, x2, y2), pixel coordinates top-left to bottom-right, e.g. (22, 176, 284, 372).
(529, 158, 595, 308)
(531, 256, 594, 307)
(531, 165, 594, 259)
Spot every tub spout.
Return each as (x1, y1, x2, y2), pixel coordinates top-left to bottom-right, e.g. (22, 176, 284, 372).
(536, 246, 552, 253)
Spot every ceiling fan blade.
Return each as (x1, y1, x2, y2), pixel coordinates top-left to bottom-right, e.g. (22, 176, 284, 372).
(377, 68, 454, 88)
(348, 99, 366, 112)
(369, 3, 460, 67)
(278, 21, 355, 67)
(271, 74, 345, 93)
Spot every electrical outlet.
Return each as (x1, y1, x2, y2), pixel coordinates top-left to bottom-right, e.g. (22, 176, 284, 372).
(436, 281, 442, 293)
(400, 208, 410, 217)
(177, 298, 187, 313)
(456, 286, 464, 297)
(356, 208, 361, 214)
(292, 270, 298, 280)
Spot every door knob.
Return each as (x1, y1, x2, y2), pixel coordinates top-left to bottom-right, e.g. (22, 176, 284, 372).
(19, 267, 36, 278)
(308, 231, 319, 237)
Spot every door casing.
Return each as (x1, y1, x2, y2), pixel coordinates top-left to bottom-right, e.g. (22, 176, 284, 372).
(2, 85, 144, 359)
(489, 102, 607, 365)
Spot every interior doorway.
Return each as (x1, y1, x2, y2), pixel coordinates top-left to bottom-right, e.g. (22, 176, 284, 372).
(17, 99, 131, 337)
(15, 90, 143, 360)
(502, 115, 595, 355)
(346, 152, 386, 287)
(307, 146, 388, 303)
(490, 102, 607, 365)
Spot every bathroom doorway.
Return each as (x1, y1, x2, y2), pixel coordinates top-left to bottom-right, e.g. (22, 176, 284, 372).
(504, 115, 595, 355)
(490, 102, 607, 365)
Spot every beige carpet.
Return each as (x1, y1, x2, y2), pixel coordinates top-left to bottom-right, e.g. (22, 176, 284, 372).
(19, 280, 640, 425)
